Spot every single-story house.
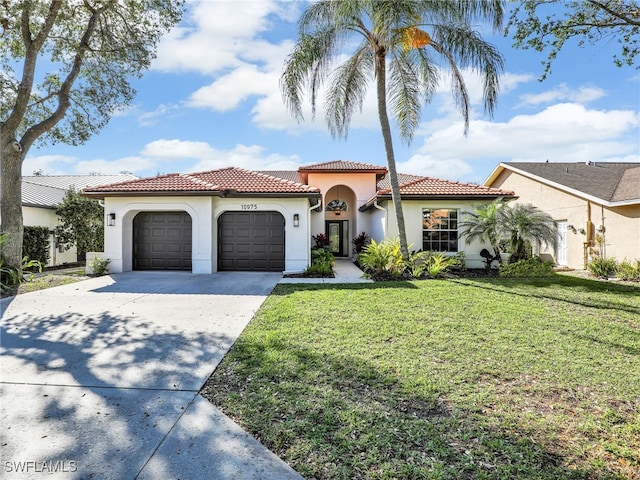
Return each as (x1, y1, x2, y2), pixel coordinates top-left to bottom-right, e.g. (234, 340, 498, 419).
(484, 162, 640, 269)
(82, 161, 515, 274)
(8, 174, 137, 266)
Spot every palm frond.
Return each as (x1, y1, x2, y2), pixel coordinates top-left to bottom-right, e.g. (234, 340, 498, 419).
(324, 43, 372, 139)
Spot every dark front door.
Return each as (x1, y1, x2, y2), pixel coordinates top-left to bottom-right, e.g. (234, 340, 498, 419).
(133, 212, 192, 271)
(218, 211, 285, 271)
(326, 220, 348, 257)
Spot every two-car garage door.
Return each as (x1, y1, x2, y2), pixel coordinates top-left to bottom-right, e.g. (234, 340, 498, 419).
(132, 210, 285, 272)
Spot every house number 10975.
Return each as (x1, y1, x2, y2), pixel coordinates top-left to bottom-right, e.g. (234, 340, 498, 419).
(241, 204, 258, 210)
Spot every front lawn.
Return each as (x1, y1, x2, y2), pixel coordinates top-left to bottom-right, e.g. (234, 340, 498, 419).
(201, 276, 640, 479)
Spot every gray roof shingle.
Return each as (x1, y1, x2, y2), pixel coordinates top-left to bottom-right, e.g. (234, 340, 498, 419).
(500, 162, 640, 203)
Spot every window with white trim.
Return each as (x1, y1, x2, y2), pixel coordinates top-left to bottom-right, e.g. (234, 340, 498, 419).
(422, 208, 459, 252)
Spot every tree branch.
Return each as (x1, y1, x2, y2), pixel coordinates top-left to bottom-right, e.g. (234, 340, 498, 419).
(21, 2, 110, 149)
(587, 0, 640, 27)
(4, 0, 63, 134)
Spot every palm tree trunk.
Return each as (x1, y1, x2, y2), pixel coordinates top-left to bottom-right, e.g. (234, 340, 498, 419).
(375, 52, 410, 261)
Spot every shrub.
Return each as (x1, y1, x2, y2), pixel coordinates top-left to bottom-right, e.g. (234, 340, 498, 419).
(306, 248, 334, 276)
(1, 232, 43, 292)
(90, 256, 111, 276)
(588, 257, 617, 279)
(499, 257, 555, 277)
(425, 253, 457, 278)
(23, 226, 51, 268)
(358, 238, 405, 278)
(352, 231, 369, 254)
(405, 250, 431, 278)
(311, 233, 330, 249)
(615, 259, 640, 282)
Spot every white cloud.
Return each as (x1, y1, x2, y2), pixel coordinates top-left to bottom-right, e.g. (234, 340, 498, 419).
(518, 83, 607, 107)
(410, 103, 639, 166)
(153, 0, 297, 75)
(140, 139, 301, 172)
(22, 155, 77, 176)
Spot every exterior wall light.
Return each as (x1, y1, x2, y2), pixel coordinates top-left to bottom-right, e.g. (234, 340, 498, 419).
(293, 213, 300, 227)
(108, 213, 116, 226)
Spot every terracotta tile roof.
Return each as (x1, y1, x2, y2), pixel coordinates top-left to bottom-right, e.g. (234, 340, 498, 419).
(298, 161, 388, 173)
(383, 176, 515, 197)
(376, 173, 424, 190)
(82, 167, 320, 195)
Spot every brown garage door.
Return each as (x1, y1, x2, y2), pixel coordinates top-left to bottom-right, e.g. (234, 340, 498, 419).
(218, 211, 285, 272)
(133, 212, 192, 271)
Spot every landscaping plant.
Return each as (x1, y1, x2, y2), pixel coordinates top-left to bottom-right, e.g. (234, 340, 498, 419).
(615, 259, 640, 282)
(499, 257, 555, 277)
(89, 256, 110, 276)
(588, 256, 617, 279)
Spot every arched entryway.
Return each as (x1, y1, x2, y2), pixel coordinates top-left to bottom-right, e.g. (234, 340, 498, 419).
(324, 185, 356, 257)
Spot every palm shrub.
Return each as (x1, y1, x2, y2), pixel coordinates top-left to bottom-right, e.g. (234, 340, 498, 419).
(461, 202, 557, 266)
(615, 259, 640, 282)
(588, 257, 617, 279)
(499, 203, 557, 263)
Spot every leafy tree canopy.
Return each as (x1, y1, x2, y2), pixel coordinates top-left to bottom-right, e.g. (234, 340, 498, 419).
(54, 189, 104, 257)
(507, 0, 640, 80)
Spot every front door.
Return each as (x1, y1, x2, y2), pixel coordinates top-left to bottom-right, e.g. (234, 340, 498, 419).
(326, 220, 349, 257)
(556, 221, 568, 266)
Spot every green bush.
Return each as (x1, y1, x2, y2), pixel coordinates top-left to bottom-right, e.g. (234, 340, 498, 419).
(358, 238, 405, 278)
(499, 257, 555, 278)
(615, 259, 640, 282)
(425, 252, 457, 278)
(588, 257, 617, 279)
(23, 226, 51, 268)
(306, 248, 334, 276)
(90, 256, 111, 276)
(1, 232, 43, 292)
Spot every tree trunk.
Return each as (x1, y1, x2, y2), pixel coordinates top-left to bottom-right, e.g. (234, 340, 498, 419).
(1, 139, 25, 270)
(375, 52, 410, 261)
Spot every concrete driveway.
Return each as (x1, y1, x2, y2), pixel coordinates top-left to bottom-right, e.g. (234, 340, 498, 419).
(0, 271, 302, 480)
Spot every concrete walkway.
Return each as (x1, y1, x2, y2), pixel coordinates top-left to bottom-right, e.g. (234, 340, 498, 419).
(0, 272, 302, 480)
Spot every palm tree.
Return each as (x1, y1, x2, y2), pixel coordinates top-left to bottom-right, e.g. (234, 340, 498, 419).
(281, 0, 505, 260)
(459, 200, 505, 265)
(499, 203, 558, 263)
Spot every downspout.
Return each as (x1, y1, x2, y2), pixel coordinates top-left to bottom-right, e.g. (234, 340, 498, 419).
(584, 201, 592, 269)
(307, 199, 322, 268)
(373, 200, 387, 238)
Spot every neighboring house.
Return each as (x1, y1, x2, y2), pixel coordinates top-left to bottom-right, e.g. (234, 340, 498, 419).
(484, 162, 640, 270)
(83, 161, 514, 274)
(8, 174, 137, 267)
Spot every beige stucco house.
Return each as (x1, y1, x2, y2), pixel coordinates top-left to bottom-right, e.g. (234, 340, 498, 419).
(485, 162, 640, 269)
(83, 161, 515, 274)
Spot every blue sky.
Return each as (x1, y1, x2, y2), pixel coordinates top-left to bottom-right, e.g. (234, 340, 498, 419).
(24, 0, 639, 185)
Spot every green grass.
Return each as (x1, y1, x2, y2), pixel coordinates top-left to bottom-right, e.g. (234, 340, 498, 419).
(201, 275, 640, 480)
(12, 271, 89, 295)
